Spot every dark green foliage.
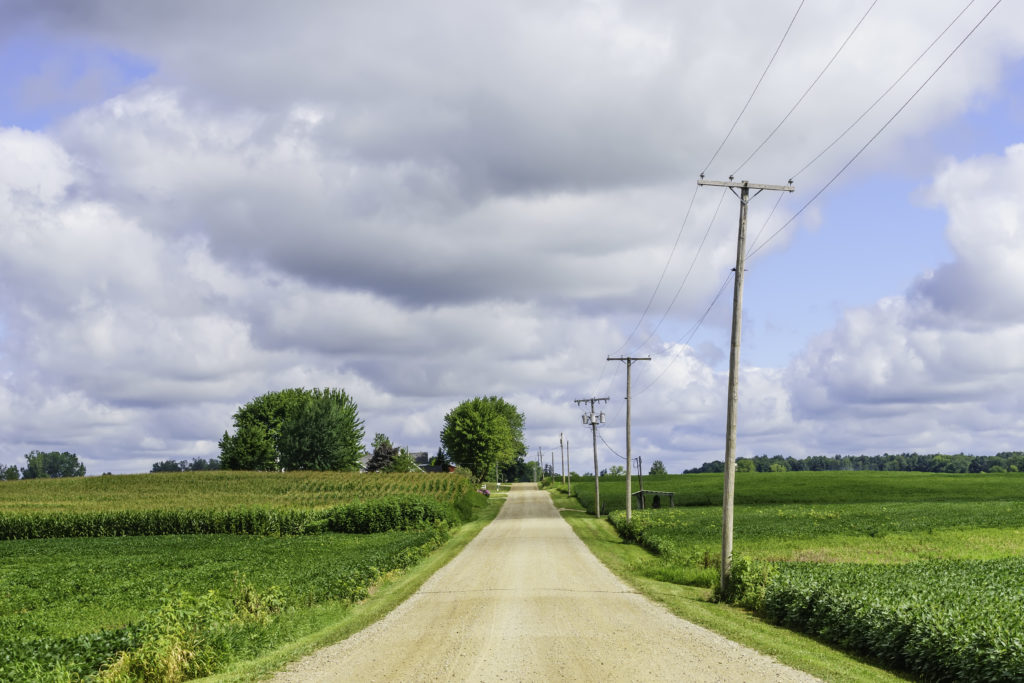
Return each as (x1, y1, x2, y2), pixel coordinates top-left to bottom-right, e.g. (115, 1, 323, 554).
(0, 495, 458, 540)
(0, 464, 18, 481)
(685, 451, 1024, 474)
(733, 559, 1024, 681)
(218, 388, 312, 470)
(150, 457, 221, 473)
(219, 420, 278, 471)
(220, 388, 364, 472)
(0, 530, 448, 680)
(647, 460, 668, 476)
(279, 388, 365, 471)
(366, 433, 400, 472)
(19, 451, 85, 479)
(440, 396, 525, 482)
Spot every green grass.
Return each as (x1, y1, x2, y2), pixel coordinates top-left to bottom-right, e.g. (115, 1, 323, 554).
(0, 529, 448, 679)
(570, 470, 1024, 513)
(611, 500, 1024, 565)
(0, 470, 475, 513)
(547, 488, 904, 682)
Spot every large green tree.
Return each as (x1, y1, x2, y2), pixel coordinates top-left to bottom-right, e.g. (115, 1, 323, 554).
(1, 463, 20, 480)
(218, 388, 314, 470)
(20, 451, 86, 479)
(648, 460, 668, 476)
(440, 396, 525, 482)
(278, 388, 365, 471)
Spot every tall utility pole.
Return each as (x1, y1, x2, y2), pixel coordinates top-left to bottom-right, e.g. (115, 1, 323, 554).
(698, 175, 794, 594)
(607, 356, 650, 521)
(560, 433, 566, 486)
(575, 397, 609, 518)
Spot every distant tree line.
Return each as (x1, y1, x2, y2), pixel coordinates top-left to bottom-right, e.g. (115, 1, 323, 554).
(684, 452, 1024, 474)
(0, 450, 86, 480)
(150, 457, 221, 473)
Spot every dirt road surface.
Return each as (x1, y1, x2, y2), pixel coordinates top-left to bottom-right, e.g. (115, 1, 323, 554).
(272, 483, 818, 682)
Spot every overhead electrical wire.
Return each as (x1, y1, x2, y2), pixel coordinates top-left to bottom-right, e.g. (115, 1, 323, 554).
(608, 0, 806, 382)
(611, 184, 701, 357)
(701, 0, 806, 175)
(636, 270, 734, 395)
(631, 187, 729, 355)
(748, 0, 1003, 261)
(790, 0, 980, 180)
(732, 0, 880, 177)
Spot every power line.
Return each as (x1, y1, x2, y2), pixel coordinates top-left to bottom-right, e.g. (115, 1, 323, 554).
(733, 0, 880, 176)
(613, 183, 701, 355)
(791, 0, 981, 180)
(748, 0, 1002, 261)
(598, 431, 625, 460)
(701, 0, 806, 175)
(636, 270, 734, 395)
(632, 186, 729, 355)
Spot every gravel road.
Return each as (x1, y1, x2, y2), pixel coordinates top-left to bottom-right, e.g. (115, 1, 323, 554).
(271, 483, 818, 682)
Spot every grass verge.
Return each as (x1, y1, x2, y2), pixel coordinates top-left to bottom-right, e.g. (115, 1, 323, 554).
(203, 495, 506, 682)
(547, 489, 906, 683)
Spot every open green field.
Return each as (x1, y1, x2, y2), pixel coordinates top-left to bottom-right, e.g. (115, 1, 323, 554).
(0, 471, 489, 681)
(571, 470, 1024, 513)
(0, 470, 474, 512)
(559, 471, 1024, 681)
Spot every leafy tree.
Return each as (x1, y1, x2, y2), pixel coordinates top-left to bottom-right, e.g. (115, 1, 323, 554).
(220, 420, 278, 471)
(384, 448, 419, 473)
(440, 396, 526, 482)
(1, 464, 19, 481)
(20, 451, 86, 479)
(366, 433, 400, 472)
(151, 457, 221, 473)
(607, 464, 625, 476)
(647, 460, 667, 476)
(219, 388, 309, 470)
(278, 388, 365, 471)
(186, 457, 220, 471)
(151, 459, 185, 473)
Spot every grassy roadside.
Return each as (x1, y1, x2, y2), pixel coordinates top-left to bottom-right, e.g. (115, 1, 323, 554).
(547, 489, 906, 683)
(204, 493, 507, 682)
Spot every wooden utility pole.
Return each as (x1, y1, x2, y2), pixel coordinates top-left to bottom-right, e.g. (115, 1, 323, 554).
(607, 356, 650, 521)
(560, 433, 565, 486)
(697, 175, 793, 594)
(575, 397, 609, 518)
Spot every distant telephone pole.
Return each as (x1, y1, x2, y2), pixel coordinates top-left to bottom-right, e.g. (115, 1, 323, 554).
(607, 356, 650, 521)
(560, 433, 566, 486)
(575, 397, 609, 518)
(698, 175, 794, 594)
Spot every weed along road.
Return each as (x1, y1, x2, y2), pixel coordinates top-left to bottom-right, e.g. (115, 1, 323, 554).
(272, 483, 817, 682)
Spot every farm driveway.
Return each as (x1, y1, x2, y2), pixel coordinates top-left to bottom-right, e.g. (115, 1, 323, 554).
(271, 483, 817, 682)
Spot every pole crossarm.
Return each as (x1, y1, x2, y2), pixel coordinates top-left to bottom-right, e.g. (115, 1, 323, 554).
(697, 178, 795, 193)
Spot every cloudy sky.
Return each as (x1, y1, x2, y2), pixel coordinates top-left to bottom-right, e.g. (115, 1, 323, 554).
(1, 0, 1023, 475)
